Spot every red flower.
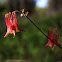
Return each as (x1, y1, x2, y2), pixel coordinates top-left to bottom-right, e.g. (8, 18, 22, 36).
(4, 12, 23, 38)
(52, 28, 61, 47)
(44, 28, 61, 51)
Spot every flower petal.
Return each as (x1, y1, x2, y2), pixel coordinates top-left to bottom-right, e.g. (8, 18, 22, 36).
(5, 14, 8, 26)
(12, 30, 16, 37)
(12, 12, 18, 26)
(4, 32, 9, 38)
(44, 43, 49, 47)
(17, 25, 23, 32)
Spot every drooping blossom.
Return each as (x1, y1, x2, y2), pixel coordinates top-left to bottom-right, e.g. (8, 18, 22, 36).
(44, 28, 61, 51)
(52, 28, 61, 47)
(44, 29, 54, 51)
(4, 12, 23, 38)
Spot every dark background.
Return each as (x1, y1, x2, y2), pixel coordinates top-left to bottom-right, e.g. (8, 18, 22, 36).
(0, 0, 62, 62)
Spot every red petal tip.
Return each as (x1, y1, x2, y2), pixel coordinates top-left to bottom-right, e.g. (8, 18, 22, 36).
(5, 13, 8, 17)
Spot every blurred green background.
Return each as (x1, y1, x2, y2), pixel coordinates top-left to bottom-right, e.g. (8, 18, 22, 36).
(0, 0, 62, 62)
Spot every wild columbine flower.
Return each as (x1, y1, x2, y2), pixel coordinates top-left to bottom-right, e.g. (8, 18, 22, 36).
(44, 28, 61, 51)
(44, 29, 54, 51)
(4, 12, 23, 38)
